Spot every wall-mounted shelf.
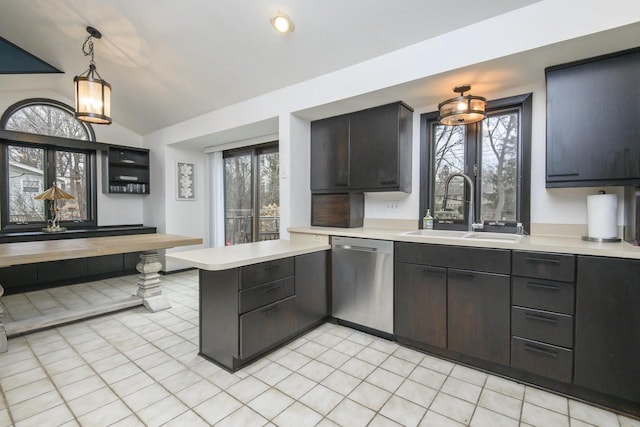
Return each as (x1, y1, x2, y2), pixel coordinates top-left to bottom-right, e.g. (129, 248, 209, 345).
(102, 146, 150, 194)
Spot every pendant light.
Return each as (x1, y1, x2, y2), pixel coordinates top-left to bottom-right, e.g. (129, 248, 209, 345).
(74, 26, 112, 124)
(438, 84, 486, 126)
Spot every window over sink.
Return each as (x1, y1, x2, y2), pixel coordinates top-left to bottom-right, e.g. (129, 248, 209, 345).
(420, 93, 532, 233)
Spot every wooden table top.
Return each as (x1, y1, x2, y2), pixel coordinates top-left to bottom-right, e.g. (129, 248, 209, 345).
(0, 233, 203, 268)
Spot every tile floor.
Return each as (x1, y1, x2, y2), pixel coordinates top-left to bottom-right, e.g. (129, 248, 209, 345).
(0, 270, 638, 427)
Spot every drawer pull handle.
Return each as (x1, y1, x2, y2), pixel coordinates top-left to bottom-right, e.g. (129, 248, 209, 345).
(524, 344, 558, 358)
(525, 257, 561, 264)
(525, 313, 558, 324)
(263, 285, 281, 294)
(262, 304, 283, 314)
(422, 267, 445, 276)
(548, 173, 579, 177)
(380, 180, 397, 185)
(263, 264, 280, 270)
(334, 182, 348, 187)
(525, 282, 560, 291)
(449, 271, 474, 280)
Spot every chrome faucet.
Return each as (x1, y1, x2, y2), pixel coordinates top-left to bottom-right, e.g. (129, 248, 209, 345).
(442, 172, 481, 232)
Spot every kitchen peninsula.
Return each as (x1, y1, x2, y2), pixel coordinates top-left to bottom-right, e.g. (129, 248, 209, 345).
(166, 236, 331, 371)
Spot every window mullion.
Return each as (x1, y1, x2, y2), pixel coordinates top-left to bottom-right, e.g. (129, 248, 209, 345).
(45, 148, 57, 223)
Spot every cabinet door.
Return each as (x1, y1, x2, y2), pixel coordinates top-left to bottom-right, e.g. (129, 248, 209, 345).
(574, 256, 640, 403)
(448, 269, 511, 365)
(349, 102, 411, 192)
(310, 115, 350, 191)
(240, 296, 296, 360)
(546, 49, 640, 186)
(395, 262, 447, 348)
(295, 251, 328, 331)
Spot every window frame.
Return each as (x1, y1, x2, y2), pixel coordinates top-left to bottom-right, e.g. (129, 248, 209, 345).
(0, 142, 98, 231)
(0, 98, 99, 232)
(419, 93, 532, 233)
(0, 98, 96, 141)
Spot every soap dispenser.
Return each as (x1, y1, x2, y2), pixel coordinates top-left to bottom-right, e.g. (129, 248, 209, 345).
(423, 209, 434, 230)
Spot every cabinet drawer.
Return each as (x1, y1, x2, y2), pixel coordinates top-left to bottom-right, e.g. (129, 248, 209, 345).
(512, 307, 573, 348)
(512, 276, 574, 314)
(511, 337, 573, 383)
(512, 251, 575, 282)
(239, 277, 295, 314)
(240, 257, 294, 290)
(240, 296, 296, 359)
(395, 242, 510, 274)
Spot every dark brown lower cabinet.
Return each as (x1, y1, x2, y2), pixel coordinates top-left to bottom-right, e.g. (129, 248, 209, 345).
(240, 296, 296, 359)
(0, 252, 141, 294)
(395, 262, 446, 348)
(199, 251, 328, 371)
(448, 269, 511, 366)
(295, 251, 328, 331)
(574, 256, 640, 403)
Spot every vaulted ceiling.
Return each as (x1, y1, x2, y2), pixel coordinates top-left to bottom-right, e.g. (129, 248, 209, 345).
(0, 0, 542, 135)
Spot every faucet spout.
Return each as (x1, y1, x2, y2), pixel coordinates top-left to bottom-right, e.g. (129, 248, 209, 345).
(442, 172, 475, 232)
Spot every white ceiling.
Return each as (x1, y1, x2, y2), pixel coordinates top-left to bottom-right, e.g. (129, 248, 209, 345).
(0, 0, 542, 135)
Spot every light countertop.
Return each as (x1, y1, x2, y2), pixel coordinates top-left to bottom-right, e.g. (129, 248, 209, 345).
(0, 233, 203, 268)
(288, 226, 640, 260)
(165, 239, 331, 271)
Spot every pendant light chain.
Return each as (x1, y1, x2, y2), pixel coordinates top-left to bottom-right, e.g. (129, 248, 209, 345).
(82, 35, 96, 67)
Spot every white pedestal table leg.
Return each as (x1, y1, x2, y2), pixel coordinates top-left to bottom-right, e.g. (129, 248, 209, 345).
(136, 251, 171, 312)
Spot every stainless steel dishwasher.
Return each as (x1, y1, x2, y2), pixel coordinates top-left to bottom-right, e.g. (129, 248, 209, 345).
(332, 236, 394, 334)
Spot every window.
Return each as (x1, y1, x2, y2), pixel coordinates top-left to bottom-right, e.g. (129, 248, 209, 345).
(420, 93, 531, 232)
(223, 142, 279, 245)
(1, 99, 97, 231)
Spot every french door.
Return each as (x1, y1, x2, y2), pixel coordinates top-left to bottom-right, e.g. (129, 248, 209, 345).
(223, 142, 279, 245)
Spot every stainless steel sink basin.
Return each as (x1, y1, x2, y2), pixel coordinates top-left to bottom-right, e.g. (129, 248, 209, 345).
(461, 232, 525, 243)
(401, 229, 524, 243)
(401, 229, 469, 239)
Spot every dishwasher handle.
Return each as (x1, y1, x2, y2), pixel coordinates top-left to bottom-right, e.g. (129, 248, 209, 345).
(333, 244, 378, 253)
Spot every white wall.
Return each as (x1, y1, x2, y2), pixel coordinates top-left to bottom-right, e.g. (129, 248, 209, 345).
(162, 145, 208, 271)
(0, 89, 146, 227)
(141, 0, 639, 244)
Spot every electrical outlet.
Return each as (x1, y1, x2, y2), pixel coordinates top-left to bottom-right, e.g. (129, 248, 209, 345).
(385, 202, 399, 212)
(312, 234, 322, 242)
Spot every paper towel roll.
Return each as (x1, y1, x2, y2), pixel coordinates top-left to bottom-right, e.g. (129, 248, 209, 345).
(587, 193, 618, 239)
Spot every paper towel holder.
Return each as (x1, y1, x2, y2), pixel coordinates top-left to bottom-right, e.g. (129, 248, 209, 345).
(581, 236, 621, 242)
(582, 190, 621, 242)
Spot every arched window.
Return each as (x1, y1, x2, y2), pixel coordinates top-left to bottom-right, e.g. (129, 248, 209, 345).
(1, 98, 97, 231)
(0, 98, 95, 141)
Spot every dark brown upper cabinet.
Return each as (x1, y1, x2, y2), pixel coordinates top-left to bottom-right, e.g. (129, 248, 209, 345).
(310, 101, 413, 193)
(310, 114, 350, 192)
(546, 48, 640, 187)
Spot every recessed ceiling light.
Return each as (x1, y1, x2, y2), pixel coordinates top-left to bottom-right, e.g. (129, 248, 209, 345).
(271, 12, 294, 33)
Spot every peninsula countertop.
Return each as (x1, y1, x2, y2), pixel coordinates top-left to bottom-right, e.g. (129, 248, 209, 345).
(166, 238, 331, 271)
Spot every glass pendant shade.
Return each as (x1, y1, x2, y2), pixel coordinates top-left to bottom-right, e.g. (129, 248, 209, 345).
(74, 65, 111, 124)
(438, 85, 486, 126)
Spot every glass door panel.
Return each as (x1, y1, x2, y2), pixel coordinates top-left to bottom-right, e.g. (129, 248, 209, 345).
(224, 152, 253, 245)
(257, 150, 279, 241)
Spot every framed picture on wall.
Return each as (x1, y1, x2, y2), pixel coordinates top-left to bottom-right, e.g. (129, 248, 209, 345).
(177, 162, 196, 200)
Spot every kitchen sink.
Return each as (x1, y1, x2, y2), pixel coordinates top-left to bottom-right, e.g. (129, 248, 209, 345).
(461, 232, 525, 243)
(401, 229, 470, 239)
(401, 229, 524, 243)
